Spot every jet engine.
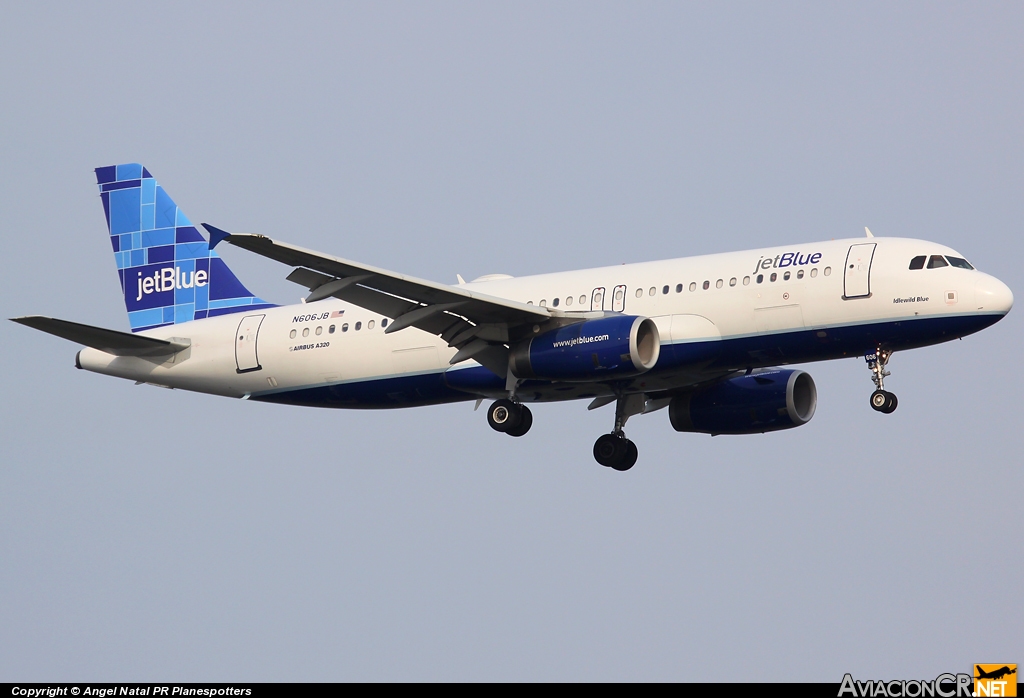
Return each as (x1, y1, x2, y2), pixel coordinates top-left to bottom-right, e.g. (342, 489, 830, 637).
(669, 369, 817, 435)
(510, 315, 660, 381)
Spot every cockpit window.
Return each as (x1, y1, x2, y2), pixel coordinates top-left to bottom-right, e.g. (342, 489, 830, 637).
(945, 256, 974, 270)
(927, 255, 948, 269)
(909, 256, 926, 270)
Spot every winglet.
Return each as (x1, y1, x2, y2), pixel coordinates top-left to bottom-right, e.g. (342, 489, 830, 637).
(202, 223, 232, 250)
(865, 227, 874, 238)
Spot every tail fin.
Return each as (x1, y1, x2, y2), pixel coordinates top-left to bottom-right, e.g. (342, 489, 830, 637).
(95, 163, 273, 332)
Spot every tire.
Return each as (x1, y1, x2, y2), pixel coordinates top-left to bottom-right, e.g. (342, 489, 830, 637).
(611, 440, 638, 471)
(506, 405, 533, 437)
(882, 392, 898, 414)
(594, 433, 626, 467)
(870, 390, 889, 412)
(487, 399, 521, 432)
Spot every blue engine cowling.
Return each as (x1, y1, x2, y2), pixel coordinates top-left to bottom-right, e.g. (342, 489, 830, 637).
(669, 369, 817, 435)
(510, 315, 661, 381)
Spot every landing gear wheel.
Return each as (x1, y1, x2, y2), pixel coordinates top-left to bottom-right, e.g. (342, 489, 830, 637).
(487, 398, 522, 433)
(594, 434, 625, 467)
(505, 405, 533, 437)
(870, 390, 889, 412)
(870, 390, 898, 414)
(612, 440, 638, 472)
(593, 434, 637, 471)
(881, 392, 898, 414)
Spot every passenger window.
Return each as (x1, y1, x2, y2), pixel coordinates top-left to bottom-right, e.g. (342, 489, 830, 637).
(540, 300, 547, 307)
(743, 276, 750, 286)
(716, 279, 723, 289)
(355, 322, 362, 331)
(302, 327, 310, 337)
(315, 326, 323, 335)
(565, 296, 573, 306)
(662, 285, 669, 295)
(329, 325, 335, 334)
(579, 295, 586, 305)
(783, 271, 790, 281)
(927, 255, 948, 269)
(342, 323, 349, 332)
(946, 256, 973, 269)
(909, 255, 926, 270)
(729, 277, 737, 287)
(635, 288, 643, 298)
(689, 282, 697, 292)
(649, 287, 656, 296)
(810, 268, 818, 278)
(824, 267, 831, 276)
(701, 280, 708, 290)
(381, 319, 388, 328)
(614, 289, 623, 301)
(770, 272, 777, 282)
(552, 298, 560, 307)
(756, 274, 764, 284)
(675, 283, 683, 293)
(368, 320, 375, 329)
(796, 270, 804, 279)
(289, 329, 296, 339)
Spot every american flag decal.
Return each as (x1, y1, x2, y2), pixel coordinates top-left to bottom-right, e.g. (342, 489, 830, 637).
(330, 310, 345, 318)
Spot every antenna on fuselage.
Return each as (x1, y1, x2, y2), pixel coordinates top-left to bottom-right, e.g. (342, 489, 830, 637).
(864, 227, 874, 238)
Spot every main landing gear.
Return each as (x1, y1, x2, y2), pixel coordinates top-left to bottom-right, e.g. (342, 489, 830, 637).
(487, 398, 533, 437)
(593, 393, 644, 471)
(866, 347, 898, 414)
(485, 391, 644, 472)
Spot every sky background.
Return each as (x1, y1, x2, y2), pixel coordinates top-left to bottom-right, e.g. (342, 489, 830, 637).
(1, 1, 1022, 682)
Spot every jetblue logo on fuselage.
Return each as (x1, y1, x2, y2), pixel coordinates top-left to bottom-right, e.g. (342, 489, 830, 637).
(134, 266, 207, 301)
(751, 251, 823, 275)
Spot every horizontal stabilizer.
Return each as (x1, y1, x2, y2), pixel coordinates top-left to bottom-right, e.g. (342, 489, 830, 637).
(10, 316, 189, 357)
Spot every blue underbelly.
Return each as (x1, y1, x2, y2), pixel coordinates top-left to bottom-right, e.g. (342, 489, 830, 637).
(253, 312, 1003, 408)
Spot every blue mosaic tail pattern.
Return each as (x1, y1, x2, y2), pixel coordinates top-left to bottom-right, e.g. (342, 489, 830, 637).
(96, 164, 274, 332)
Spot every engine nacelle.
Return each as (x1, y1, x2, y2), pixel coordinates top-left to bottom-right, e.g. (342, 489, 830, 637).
(510, 315, 660, 381)
(669, 369, 817, 435)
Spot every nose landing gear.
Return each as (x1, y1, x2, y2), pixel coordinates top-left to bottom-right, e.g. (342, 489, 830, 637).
(866, 347, 898, 414)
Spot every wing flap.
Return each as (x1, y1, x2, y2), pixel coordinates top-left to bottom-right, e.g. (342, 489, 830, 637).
(11, 316, 189, 357)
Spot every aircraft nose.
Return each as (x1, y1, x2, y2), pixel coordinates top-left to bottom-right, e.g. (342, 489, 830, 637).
(975, 274, 1013, 314)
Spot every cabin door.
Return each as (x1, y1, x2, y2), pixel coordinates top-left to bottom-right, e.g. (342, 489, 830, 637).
(844, 243, 876, 299)
(235, 314, 266, 373)
(591, 287, 606, 311)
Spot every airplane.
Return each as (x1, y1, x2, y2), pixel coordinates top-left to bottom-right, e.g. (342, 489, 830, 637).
(11, 164, 1014, 471)
(976, 666, 1016, 681)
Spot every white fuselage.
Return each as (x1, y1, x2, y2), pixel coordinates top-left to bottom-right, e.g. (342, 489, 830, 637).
(76, 237, 1013, 407)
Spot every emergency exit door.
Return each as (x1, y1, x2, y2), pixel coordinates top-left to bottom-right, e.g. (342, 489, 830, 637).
(612, 284, 627, 312)
(235, 314, 266, 373)
(844, 243, 876, 299)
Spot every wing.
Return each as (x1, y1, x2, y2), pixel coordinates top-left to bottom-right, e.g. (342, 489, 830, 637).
(11, 316, 189, 357)
(204, 225, 559, 376)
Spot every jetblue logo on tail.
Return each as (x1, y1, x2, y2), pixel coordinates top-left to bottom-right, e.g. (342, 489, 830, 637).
(135, 267, 208, 301)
